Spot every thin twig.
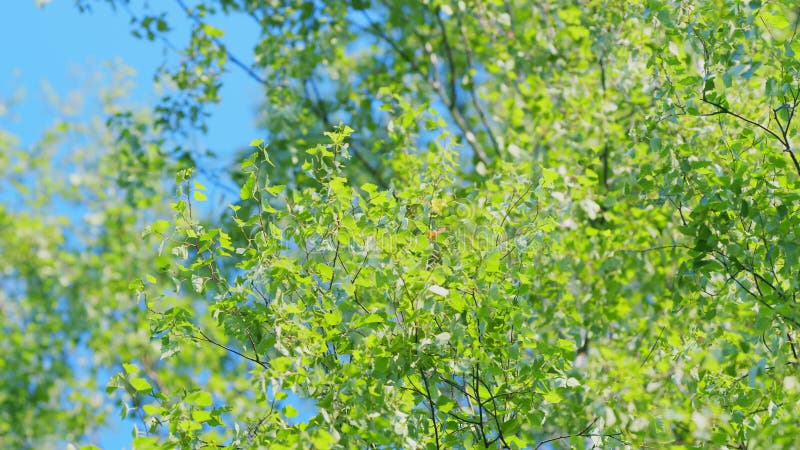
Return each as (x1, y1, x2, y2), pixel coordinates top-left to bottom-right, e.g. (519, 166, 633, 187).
(455, 13, 502, 157)
(192, 329, 269, 369)
(419, 368, 442, 450)
(700, 98, 786, 147)
(434, 7, 457, 109)
(356, 12, 492, 166)
(533, 418, 625, 450)
(173, 0, 387, 187)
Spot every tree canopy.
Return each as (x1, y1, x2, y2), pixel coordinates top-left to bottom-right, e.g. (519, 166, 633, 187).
(4, 0, 800, 448)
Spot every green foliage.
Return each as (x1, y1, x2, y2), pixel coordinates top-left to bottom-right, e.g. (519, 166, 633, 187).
(137, 127, 592, 448)
(0, 64, 177, 447)
(5, 0, 800, 448)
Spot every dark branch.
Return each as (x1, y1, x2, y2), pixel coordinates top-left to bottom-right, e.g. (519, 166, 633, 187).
(173, 0, 388, 188)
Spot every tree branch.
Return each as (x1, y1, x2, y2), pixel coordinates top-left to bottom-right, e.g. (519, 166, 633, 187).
(356, 12, 492, 167)
(532, 418, 625, 449)
(173, 0, 388, 188)
(455, 13, 502, 157)
(192, 329, 269, 369)
(419, 368, 442, 450)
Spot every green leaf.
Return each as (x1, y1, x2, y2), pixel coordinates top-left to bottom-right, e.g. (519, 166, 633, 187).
(202, 23, 224, 37)
(129, 377, 152, 392)
(541, 168, 559, 186)
(191, 410, 213, 422)
(543, 390, 563, 404)
(324, 309, 342, 326)
(283, 404, 298, 418)
(240, 173, 256, 200)
(128, 279, 145, 292)
(142, 404, 162, 415)
(269, 222, 282, 240)
(151, 220, 171, 235)
(316, 263, 333, 281)
(132, 437, 159, 448)
(186, 390, 213, 407)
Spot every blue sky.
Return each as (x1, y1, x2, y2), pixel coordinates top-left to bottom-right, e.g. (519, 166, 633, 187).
(1, 2, 267, 448)
(1, 1, 262, 163)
